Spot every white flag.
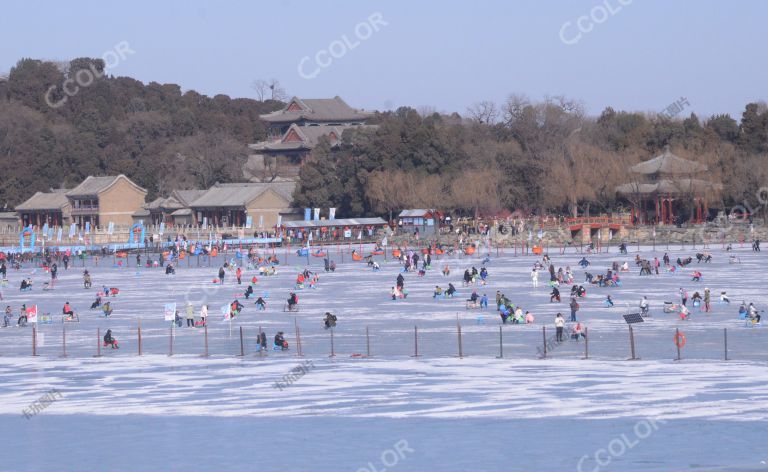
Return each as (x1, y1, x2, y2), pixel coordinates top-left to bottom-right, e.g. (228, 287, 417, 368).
(164, 303, 176, 321)
(381, 236, 388, 246)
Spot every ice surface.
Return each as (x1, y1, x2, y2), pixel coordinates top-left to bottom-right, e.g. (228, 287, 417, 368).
(1, 243, 766, 471)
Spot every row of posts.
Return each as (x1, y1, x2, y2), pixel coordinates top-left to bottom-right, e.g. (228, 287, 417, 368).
(28, 323, 733, 361)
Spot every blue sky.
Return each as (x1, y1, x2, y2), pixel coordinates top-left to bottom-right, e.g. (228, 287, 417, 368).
(1, 0, 765, 119)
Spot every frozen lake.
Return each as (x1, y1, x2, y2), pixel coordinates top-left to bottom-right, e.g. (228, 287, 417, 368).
(1, 243, 767, 471)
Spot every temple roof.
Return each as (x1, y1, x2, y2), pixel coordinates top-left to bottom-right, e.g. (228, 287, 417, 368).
(189, 182, 295, 208)
(16, 190, 70, 211)
(630, 146, 707, 175)
(260, 96, 372, 124)
(616, 178, 722, 195)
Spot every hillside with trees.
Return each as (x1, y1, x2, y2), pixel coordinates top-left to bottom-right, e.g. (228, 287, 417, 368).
(1, 57, 767, 220)
(0, 57, 282, 207)
(295, 98, 768, 219)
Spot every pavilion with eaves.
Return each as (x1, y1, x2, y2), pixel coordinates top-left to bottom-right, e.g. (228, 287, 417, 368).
(616, 146, 722, 225)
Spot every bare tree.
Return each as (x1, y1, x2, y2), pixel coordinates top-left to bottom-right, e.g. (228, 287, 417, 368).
(466, 101, 500, 124)
(251, 78, 288, 102)
(251, 79, 268, 101)
(173, 132, 247, 189)
(268, 78, 287, 101)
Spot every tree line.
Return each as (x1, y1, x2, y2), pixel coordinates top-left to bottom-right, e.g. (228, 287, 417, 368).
(1, 57, 767, 221)
(0, 57, 282, 206)
(294, 96, 768, 220)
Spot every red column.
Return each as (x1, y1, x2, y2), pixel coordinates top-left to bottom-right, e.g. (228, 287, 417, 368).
(669, 198, 674, 225)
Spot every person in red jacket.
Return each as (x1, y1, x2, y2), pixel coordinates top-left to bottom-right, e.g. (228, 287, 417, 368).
(236, 267, 242, 285)
(62, 302, 75, 320)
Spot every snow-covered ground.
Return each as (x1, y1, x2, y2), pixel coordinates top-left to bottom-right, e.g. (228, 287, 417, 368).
(1, 243, 767, 471)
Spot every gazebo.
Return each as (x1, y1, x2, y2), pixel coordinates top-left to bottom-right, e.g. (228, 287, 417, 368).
(617, 146, 721, 225)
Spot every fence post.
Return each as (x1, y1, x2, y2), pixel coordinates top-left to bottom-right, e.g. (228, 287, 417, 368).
(366, 326, 371, 358)
(583, 327, 589, 359)
(95, 328, 102, 357)
(32, 326, 38, 356)
(675, 327, 681, 361)
(456, 319, 463, 358)
(724, 328, 728, 361)
(138, 318, 142, 356)
(496, 326, 503, 358)
(628, 325, 637, 360)
(238, 326, 245, 357)
(169, 326, 173, 356)
(411, 325, 420, 357)
(329, 328, 335, 357)
(203, 324, 209, 357)
(258, 326, 265, 357)
(294, 317, 303, 357)
(541, 326, 547, 359)
(61, 323, 67, 358)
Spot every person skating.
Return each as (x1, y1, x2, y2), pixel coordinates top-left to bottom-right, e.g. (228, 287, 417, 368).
(550, 286, 561, 303)
(255, 296, 267, 310)
(274, 331, 289, 350)
(287, 292, 298, 311)
(555, 313, 565, 342)
(103, 329, 119, 349)
(218, 266, 225, 285)
(62, 301, 75, 320)
(323, 312, 337, 329)
(186, 302, 195, 327)
(640, 296, 649, 315)
(704, 288, 711, 312)
(569, 297, 579, 321)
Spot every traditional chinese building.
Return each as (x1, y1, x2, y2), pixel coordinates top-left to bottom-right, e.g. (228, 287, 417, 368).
(16, 189, 71, 227)
(259, 96, 372, 138)
(66, 175, 147, 227)
(616, 146, 721, 225)
(246, 96, 374, 180)
(188, 182, 299, 228)
(145, 189, 206, 226)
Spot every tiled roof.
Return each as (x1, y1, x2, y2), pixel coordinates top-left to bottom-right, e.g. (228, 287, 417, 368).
(190, 182, 296, 208)
(16, 190, 71, 211)
(260, 96, 372, 123)
(66, 175, 147, 197)
(631, 146, 707, 175)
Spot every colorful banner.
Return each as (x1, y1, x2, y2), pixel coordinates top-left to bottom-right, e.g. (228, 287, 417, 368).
(313, 208, 320, 221)
(329, 208, 336, 220)
(27, 305, 38, 324)
(245, 216, 253, 229)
